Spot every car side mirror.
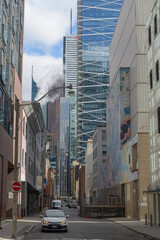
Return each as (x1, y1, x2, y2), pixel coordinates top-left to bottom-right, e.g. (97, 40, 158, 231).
(40, 215, 43, 218)
(66, 215, 70, 218)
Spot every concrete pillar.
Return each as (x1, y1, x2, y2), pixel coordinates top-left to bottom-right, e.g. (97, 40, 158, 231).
(151, 194, 155, 224)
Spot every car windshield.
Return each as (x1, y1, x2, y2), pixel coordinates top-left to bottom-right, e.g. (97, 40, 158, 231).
(45, 210, 65, 218)
(53, 202, 61, 207)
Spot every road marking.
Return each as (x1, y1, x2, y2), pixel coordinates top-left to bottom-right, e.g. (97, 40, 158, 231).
(68, 221, 114, 224)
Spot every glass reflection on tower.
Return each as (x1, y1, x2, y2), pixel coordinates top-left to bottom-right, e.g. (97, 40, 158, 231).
(77, 0, 123, 163)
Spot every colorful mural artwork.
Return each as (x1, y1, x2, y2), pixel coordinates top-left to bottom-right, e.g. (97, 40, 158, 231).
(106, 71, 121, 188)
(120, 69, 130, 145)
(106, 68, 131, 188)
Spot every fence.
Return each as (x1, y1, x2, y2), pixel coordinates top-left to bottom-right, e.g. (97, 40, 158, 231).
(79, 197, 125, 218)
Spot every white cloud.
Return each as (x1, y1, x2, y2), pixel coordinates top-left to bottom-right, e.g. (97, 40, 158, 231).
(24, 0, 77, 47)
(23, 0, 77, 100)
(22, 53, 62, 101)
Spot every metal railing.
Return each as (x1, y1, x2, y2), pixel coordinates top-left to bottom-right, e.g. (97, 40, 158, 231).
(84, 197, 125, 207)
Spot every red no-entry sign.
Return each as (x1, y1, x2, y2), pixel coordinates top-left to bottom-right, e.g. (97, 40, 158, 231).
(12, 181, 21, 192)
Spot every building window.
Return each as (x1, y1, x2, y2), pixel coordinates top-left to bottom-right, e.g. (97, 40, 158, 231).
(150, 69, 153, 90)
(93, 147, 97, 159)
(21, 148, 24, 167)
(148, 26, 151, 45)
(25, 123, 28, 139)
(25, 152, 27, 166)
(154, 14, 157, 35)
(158, 107, 160, 134)
(22, 118, 25, 135)
(156, 60, 159, 82)
(102, 130, 106, 141)
(102, 145, 106, 155)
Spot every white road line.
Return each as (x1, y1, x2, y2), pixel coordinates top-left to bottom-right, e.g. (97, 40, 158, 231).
(68, 221, 113, 224)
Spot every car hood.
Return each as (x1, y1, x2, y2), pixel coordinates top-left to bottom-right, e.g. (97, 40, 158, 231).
(43, 217, 66, 223)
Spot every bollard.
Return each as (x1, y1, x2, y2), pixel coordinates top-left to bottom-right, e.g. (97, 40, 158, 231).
(145, 213, 147, 225)
(150, 214, 153, 226)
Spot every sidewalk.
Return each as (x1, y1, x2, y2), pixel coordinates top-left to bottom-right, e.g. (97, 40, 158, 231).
(0, 215, 41, 240)
(108, 217, 160, 240)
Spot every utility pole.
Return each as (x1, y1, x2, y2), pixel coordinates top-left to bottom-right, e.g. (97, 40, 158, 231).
(12, 98, 20, 239)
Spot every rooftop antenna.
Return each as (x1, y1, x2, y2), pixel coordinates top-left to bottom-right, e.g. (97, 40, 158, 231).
(70, 9, 72, 35)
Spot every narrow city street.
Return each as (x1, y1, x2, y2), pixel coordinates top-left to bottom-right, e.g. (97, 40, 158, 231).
(26, 207, 148, 240)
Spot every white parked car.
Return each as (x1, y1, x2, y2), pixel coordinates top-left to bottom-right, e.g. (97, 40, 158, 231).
(41, 209, 69, 232)
(52, 200, 62, 209)
(68, 199, 77, 208)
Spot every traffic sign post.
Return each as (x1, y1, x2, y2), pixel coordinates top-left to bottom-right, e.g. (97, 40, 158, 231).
(12, 181, 21, 192)
(12, 99, 20, 239)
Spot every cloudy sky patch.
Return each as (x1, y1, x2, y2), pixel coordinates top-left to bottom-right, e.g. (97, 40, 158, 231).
(23, 0, 77, 100)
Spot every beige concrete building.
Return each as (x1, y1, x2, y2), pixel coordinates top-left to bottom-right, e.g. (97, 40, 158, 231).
(92, 126, 107, 200)
(85, 139, 93, 204)
(146, 0, 160, 225)
(21, 103, 45, 216)
(107, 0, 155, 220)
(70, 161, 79, 197)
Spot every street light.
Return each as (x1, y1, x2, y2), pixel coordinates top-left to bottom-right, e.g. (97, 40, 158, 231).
(64, 169, 67, 196)
(12, 84, 73, 239)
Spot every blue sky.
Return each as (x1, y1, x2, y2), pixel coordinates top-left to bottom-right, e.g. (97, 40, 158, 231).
(22, 0, 77, 101)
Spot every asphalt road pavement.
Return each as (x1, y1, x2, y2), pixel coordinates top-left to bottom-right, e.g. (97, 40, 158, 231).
(26, 207, 149, 240)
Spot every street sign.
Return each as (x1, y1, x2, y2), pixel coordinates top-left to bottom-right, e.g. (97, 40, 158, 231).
(8, 192, 13, 198)
(12, 181, 21, 192)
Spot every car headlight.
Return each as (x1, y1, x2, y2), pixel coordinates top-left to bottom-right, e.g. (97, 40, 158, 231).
(43, 221, 48, 224)
(61, 221, 66, 224)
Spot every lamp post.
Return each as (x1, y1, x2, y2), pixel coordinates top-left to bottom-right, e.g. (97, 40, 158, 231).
(65, 152, 69, 196)
(64, 169, 67, 196)
(12, 84, 73, 239)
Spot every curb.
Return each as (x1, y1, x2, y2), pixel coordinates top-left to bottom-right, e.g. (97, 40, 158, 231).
(110, 220, 159, 240)
(18, 225, 35, 240)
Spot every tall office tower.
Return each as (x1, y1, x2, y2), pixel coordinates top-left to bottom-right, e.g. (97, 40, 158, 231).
(31, 78, 38, 102)
(63, 32, 77, 196)
(31, 74, 47, 127)
(46, 78, 64, 197)
(77, 0, 123, 163)
(63, 34, 77, 162)
(0, 0, 24, 220)
(63, 35, 77, 96)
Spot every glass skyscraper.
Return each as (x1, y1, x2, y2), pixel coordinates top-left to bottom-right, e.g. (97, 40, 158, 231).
(31, 78, 38, 102)
(63, 34, 77, 165)
(77, 0, 123, 163)
(31, 78, 47, 127)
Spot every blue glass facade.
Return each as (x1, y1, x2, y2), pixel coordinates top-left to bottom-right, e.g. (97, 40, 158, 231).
(31, 78, 38, 102)
(0, 0, 24, 137)
(31, 78, 46, 126)
(77, 0, 123, 163)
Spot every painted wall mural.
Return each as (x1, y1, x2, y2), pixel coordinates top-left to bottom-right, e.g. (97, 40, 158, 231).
(120, 69, 131, 145)
(106, 68, 132, 188)
(106, 70, 121, 188)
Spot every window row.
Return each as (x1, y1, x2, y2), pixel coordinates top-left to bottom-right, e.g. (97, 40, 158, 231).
(149, 60, 159, 90)
(148, 14, 158, 46)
